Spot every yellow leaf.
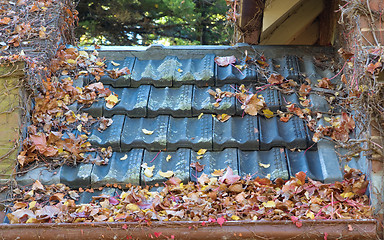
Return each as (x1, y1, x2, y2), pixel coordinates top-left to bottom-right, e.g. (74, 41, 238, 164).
(266, 174, 271, 179)
(127, 203, 140, 211)
(344, 165, 351, 172)
(111, 61, 120, 66)
(166, 155, 172, 162)
(340, 192, 354, 199)
(120, 154, 128, 161)
(105, 94, 119, 109)
(78, 51, 88, 58)
(77, 124, 82, 132)
(142, 129, 154, 135)
(231, 215, 240, 220)
(263, 201, 276, 208)
(196, 156, 203, 160)
(197, 149, 207, 155)
(259, 162, 270, 168)
(66, 59, 76, 64)
(198, 113, 204, 119)
(306, 211, 315, 219)
(120, 192, 128, 199)
(29, 201, 37, 209)
(96, 61, 104, 66)
(159, 170, 174, 178)
(211, 169, 224, 177)
(141, 163, 155, 178)
(324, 117, 332, 122)
(26, 218, 37, 223)
(262, 109, 274, 118)
(105, 94, 119, 104)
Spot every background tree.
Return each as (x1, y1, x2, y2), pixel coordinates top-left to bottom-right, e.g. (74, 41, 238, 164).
(76, 0, 232, 46)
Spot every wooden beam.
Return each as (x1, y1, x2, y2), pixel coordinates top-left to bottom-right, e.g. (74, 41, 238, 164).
(260, 0, 324, 45)
(289, 19, 319, 45)
(238, 0, 266, 45)
(319, 0, 339, 46)
(262, 0, 302, 32)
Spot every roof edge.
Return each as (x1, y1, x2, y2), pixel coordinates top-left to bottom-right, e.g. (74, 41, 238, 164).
(0, 219, 377, 240)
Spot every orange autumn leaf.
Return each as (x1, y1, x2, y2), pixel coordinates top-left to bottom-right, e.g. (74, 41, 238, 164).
(0, 17, 11, 25)
(267, 73, 284, 85)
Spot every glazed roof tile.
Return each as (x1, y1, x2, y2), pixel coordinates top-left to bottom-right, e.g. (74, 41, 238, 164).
(16, 45, 367, 188)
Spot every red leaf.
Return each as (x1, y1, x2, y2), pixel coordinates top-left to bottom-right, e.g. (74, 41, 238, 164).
(214, 56, 236, 67)
(122, 224, 128, 230)
(295, 221, 303, 228)
(219, 166, 240, 184)
(290, 216, 302, 227)
(154, 232, 162, 238)
(109, 196, 119, 205)
(217, 216, 226, 227)
(190, 162, 205, 172)
(324, 232, 328, 240)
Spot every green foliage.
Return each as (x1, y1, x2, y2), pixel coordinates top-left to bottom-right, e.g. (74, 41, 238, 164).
(76, 0, 232, 46)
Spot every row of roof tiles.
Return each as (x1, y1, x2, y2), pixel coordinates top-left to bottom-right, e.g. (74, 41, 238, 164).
(87, 114, 313, 152)
(17, 139, 363, 189)
(87, 54, 333, 88)
(81, 84, 331, 118)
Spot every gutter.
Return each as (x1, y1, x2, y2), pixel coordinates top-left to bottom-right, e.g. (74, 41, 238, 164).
(0, 219, 377, 240)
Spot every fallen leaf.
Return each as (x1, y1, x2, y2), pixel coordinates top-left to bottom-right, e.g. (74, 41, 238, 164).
(198, 113, 204, 119)
(211, 169, 224, 177)
(299, 84, 311, 97)
(217, 216, 226, 227)
(142, 129, 154, 135)
(216, 113, 231, 122)
(32, 180, 44, 191)
(0, 17, 11, 25)
(154, 232, 162, 238)
(111, 61, 120, 66)
(141, 163, 155, 178)
(127, 203, 140, 211)
(197, 149, 207, 155)
(120, 154, 128, 160)
(219, 166, 240, 184)
(167, 177, 182, 185)
(263, 201, 276, 208)
(214, 56, 236, 67)
(267, 74, 284, 85)
(190, 162, 205, 172)
(159, 170, 174, 178)
(317, 78, 333, 89)
(262, 109, 274, 118)
(197, 173, 210, 185)
(259, 163, 270, 168)
(105, 94, 119, 109)
(338, 48, 354, 61)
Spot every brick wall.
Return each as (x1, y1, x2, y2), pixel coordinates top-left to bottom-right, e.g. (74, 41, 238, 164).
(0, 62, 24, 183)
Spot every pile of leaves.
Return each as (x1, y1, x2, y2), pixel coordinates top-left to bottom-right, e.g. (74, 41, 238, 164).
(214, 55, 356, 144)
(6, 167, 372, 224)
(17, 46, 126, 167)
